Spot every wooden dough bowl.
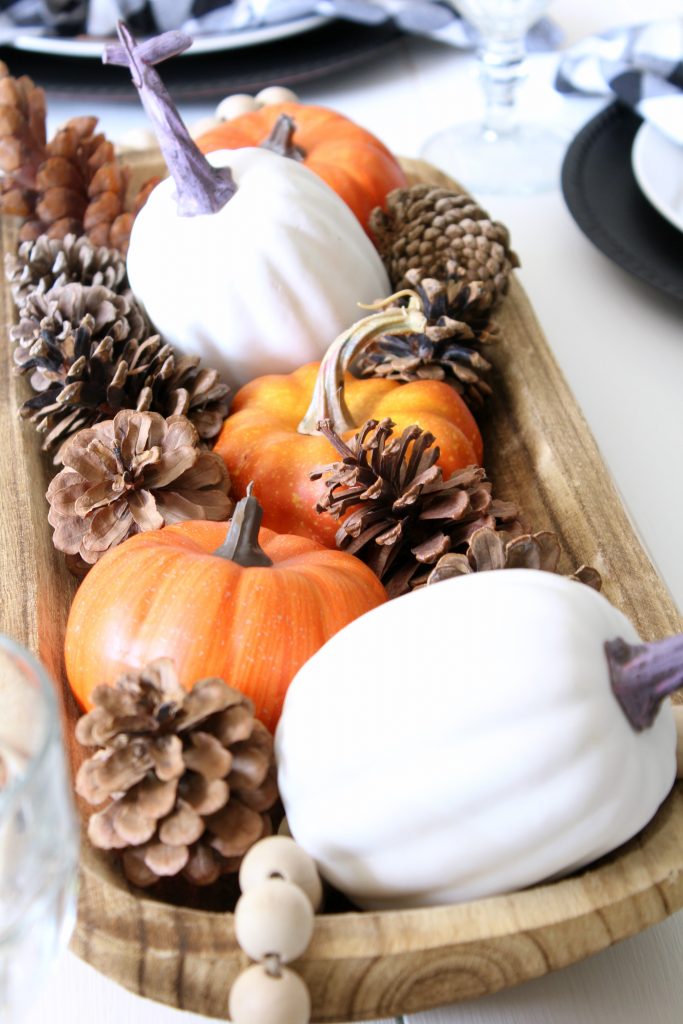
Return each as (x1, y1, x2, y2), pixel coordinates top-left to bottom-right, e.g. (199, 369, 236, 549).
(1, 156, 682, 1022)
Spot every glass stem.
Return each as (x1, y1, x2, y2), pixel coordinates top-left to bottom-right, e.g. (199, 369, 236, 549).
(479, 36, 526, 139)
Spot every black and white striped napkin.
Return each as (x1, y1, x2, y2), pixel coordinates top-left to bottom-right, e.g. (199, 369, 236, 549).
(555, 18, 683, 146)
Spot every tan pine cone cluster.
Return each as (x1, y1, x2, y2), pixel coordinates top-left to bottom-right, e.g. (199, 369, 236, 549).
(46, 409, 233, 574)
(370, 184, 520, 313)
(0, 63, 149, 253)
(75, 659, 279, 888)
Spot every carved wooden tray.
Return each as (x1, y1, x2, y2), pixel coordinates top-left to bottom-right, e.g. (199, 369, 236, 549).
(1, 156, 682, 1023)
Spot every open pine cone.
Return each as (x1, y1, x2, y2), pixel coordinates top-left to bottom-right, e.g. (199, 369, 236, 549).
(312, 417, 523, 597)
(353, 269, 500, 409)
(46, 409, 233, 573)
(75, 659, 279, 888)
(418, 526, 602, 590)
(12, 280, 230, 458)
(370, 184, 519, 313)
(0, 63, 149, 252)
(5, 232, 128, 305)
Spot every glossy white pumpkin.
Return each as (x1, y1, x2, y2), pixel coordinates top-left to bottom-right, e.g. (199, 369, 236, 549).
(275, 570, 677, 910)
(126, 148, 390, 390)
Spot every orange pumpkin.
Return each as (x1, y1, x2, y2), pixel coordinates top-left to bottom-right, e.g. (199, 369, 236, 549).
(64, 490, 387, 732)
(214, 295, 484, 547)
(196, 102, 408, 235)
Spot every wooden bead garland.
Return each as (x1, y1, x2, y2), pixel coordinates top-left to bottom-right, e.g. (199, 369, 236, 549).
(229, 836, 322, 1024)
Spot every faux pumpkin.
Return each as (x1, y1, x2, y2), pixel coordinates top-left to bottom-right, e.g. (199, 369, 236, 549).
(196, 103, 409, 235)
(213, 294, 484, 546)
(105, 27, 390, 391)
(276, 569, 683, 909)
(64, 488, 387, 733)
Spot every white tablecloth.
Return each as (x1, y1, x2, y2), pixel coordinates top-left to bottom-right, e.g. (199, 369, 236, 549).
(22, 0, 683, 1020)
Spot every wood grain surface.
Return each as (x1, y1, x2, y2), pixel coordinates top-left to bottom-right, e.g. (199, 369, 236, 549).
(1, 155, 681, 1023)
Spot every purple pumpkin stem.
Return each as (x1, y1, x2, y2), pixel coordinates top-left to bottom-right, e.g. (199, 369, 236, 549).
(103, 21, 236, 216)
(606, 634, 683, 731)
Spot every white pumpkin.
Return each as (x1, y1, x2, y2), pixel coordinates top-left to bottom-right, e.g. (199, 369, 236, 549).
(275, 570, 680, 910)
(105, 23, 390, 392)
(127, 148, 390, 390)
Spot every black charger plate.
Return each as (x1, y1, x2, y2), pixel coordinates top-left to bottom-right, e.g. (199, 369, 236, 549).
(0, 19, 403, 102)
(561, 101, 683, 303)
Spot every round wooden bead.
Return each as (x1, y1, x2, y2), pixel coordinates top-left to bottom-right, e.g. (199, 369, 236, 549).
(239, 836, 323, 911)
(234, 877, 314, 963)
(255, 86, 299, 106)
(229, 963, 310, 1024)
(215, 93, 261, 121)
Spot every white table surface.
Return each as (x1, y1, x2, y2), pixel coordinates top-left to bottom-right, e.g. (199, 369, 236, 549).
(19, 0, 683, 1020)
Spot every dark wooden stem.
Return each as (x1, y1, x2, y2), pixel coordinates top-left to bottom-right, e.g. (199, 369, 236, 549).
(103, 22, 236, 216)
(297, 291, 427, 436)
(260, 115, 306, 162)
(214, 483, 273, 567)
(606, 634, 683, 731)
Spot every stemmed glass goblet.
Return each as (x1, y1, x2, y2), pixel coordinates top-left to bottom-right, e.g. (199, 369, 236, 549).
(421, 0, 568, 195)
(0, 636, 79, 1022)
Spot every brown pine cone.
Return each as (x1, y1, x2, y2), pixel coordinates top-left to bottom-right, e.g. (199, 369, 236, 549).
(0, 62, 46, 210)
(13, 280, 230, 458)
(75, 659, 278, 888)
(353, 269, 500, 409)
(312, 417, 523, 597)
(46, 409, 234, 573)
(418, 526, 602, 590)
(370, 184, 520, 313)
(5, 232, 128, 305)
(16, 115, 131, 247)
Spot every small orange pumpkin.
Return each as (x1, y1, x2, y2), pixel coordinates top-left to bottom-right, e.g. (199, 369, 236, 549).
(213, 294, 484, 547)
(64, 489, 387, 733)
(196, 102, 408, 234)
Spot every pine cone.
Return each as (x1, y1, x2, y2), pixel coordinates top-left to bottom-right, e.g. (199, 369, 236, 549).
(5, 232, 127, 305)
(46, 409, 234, 572)
(18, 115, 131, 247)
(0, 62, 46, 204)
(75, 659, 278, 888)
(353, 269, 500, 409)
(0, 62, 149, 254)
(312, 418, 523, 597)
(370, 184, 520, 312)
(418, 526, 602, 590)
(14, 282, 230, 458)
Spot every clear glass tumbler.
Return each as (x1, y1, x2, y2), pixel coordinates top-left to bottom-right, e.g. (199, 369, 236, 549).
(421, 0, 568, 195)
(0, 635, 79, 1022)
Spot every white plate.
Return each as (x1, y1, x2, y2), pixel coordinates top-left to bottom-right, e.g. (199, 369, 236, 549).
(8, 14, 331, 59)
(631, 121, 683, 234)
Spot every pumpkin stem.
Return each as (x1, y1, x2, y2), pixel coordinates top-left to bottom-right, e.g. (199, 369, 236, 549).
(103, 22, 237, 216)
(214, 483, 273, 568)
(296, 291, 428, 436)
(260, 115, 306, 162)
(606, 634, 683, 731)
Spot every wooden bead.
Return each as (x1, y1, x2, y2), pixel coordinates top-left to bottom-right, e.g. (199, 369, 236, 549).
(189, 116, 221, 139)
(234, 878, 314, 963)
(229, 963, 310, 1024)
(255, 86, 299, 106)
(239, 836, 323, 911)
(215, 93, 260, 121)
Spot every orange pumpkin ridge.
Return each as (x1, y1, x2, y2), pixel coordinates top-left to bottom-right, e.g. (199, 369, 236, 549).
(214, 296, 484, 546)
(196, 102, 408, 234)
(64, 496, 387, 733)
